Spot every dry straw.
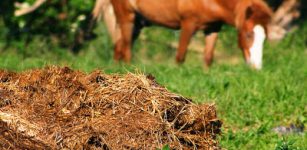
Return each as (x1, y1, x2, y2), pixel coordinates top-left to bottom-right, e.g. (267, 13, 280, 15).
(0, 66, 221, 149)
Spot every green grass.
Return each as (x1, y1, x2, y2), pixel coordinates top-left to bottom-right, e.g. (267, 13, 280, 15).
(0, 23, 306, 150)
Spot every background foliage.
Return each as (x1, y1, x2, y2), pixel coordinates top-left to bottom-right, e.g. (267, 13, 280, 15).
(0, 0, 95, 51)
(0, 0, 306, 51)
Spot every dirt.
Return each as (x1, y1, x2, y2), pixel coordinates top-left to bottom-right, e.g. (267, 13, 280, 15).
(0, 66, 221, 150)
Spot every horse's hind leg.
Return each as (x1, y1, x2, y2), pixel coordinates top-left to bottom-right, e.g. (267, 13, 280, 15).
(114, 22, 134, 62)
(176, 20, 197, 63)
(114, 38, 123, 61)
(112, 1, 135, 62)
(119, 18, 135, 63)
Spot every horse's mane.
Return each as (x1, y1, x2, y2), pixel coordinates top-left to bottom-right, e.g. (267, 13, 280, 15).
(235, 0, 273, 29)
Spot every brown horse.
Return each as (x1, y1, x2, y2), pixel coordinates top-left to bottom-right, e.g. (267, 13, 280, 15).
(94, 0, 272, 69)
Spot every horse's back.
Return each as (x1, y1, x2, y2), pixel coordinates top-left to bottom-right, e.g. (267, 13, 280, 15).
(135, 0, 181, 28)
(135, 0, 235, 29)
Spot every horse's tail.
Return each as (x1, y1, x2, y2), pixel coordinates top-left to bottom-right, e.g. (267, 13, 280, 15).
(92, 0, 121, 44)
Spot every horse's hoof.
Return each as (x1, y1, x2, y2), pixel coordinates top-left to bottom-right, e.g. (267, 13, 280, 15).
(204, 58, 213, 67)
(175, 57, 185, 64)
(123, 58, 131, 64)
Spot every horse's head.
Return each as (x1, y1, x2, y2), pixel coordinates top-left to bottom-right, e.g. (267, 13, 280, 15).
(235, 0, 272, 69)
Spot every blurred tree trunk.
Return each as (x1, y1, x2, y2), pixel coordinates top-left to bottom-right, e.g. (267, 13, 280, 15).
(268, 0, 300, 41)
(14, 0, 46, 17)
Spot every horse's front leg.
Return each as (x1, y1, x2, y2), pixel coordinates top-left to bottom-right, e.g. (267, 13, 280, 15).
(204, 32, 218, 67)
(176, 20, 197, 63)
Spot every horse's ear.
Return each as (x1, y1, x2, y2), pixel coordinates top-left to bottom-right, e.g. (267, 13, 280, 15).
(235, 1, 254, 29)
(245, 6, 254, 20)
(236, 0, 273, 29)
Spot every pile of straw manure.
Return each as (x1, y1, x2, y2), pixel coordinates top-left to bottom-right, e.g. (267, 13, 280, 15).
(0, 66, 221, 149)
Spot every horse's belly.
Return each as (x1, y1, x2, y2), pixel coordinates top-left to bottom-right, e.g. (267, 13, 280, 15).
(139, 13, 181, 29)
(135, 0, 181, 28)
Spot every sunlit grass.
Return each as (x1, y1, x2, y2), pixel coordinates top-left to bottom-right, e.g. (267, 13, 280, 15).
(0, 23, 306, 150)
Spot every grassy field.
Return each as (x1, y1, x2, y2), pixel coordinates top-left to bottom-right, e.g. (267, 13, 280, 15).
(0, 22, 306, 149)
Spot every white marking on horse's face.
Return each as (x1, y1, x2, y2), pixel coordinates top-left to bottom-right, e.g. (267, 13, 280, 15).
(249, 25, 266, 70)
